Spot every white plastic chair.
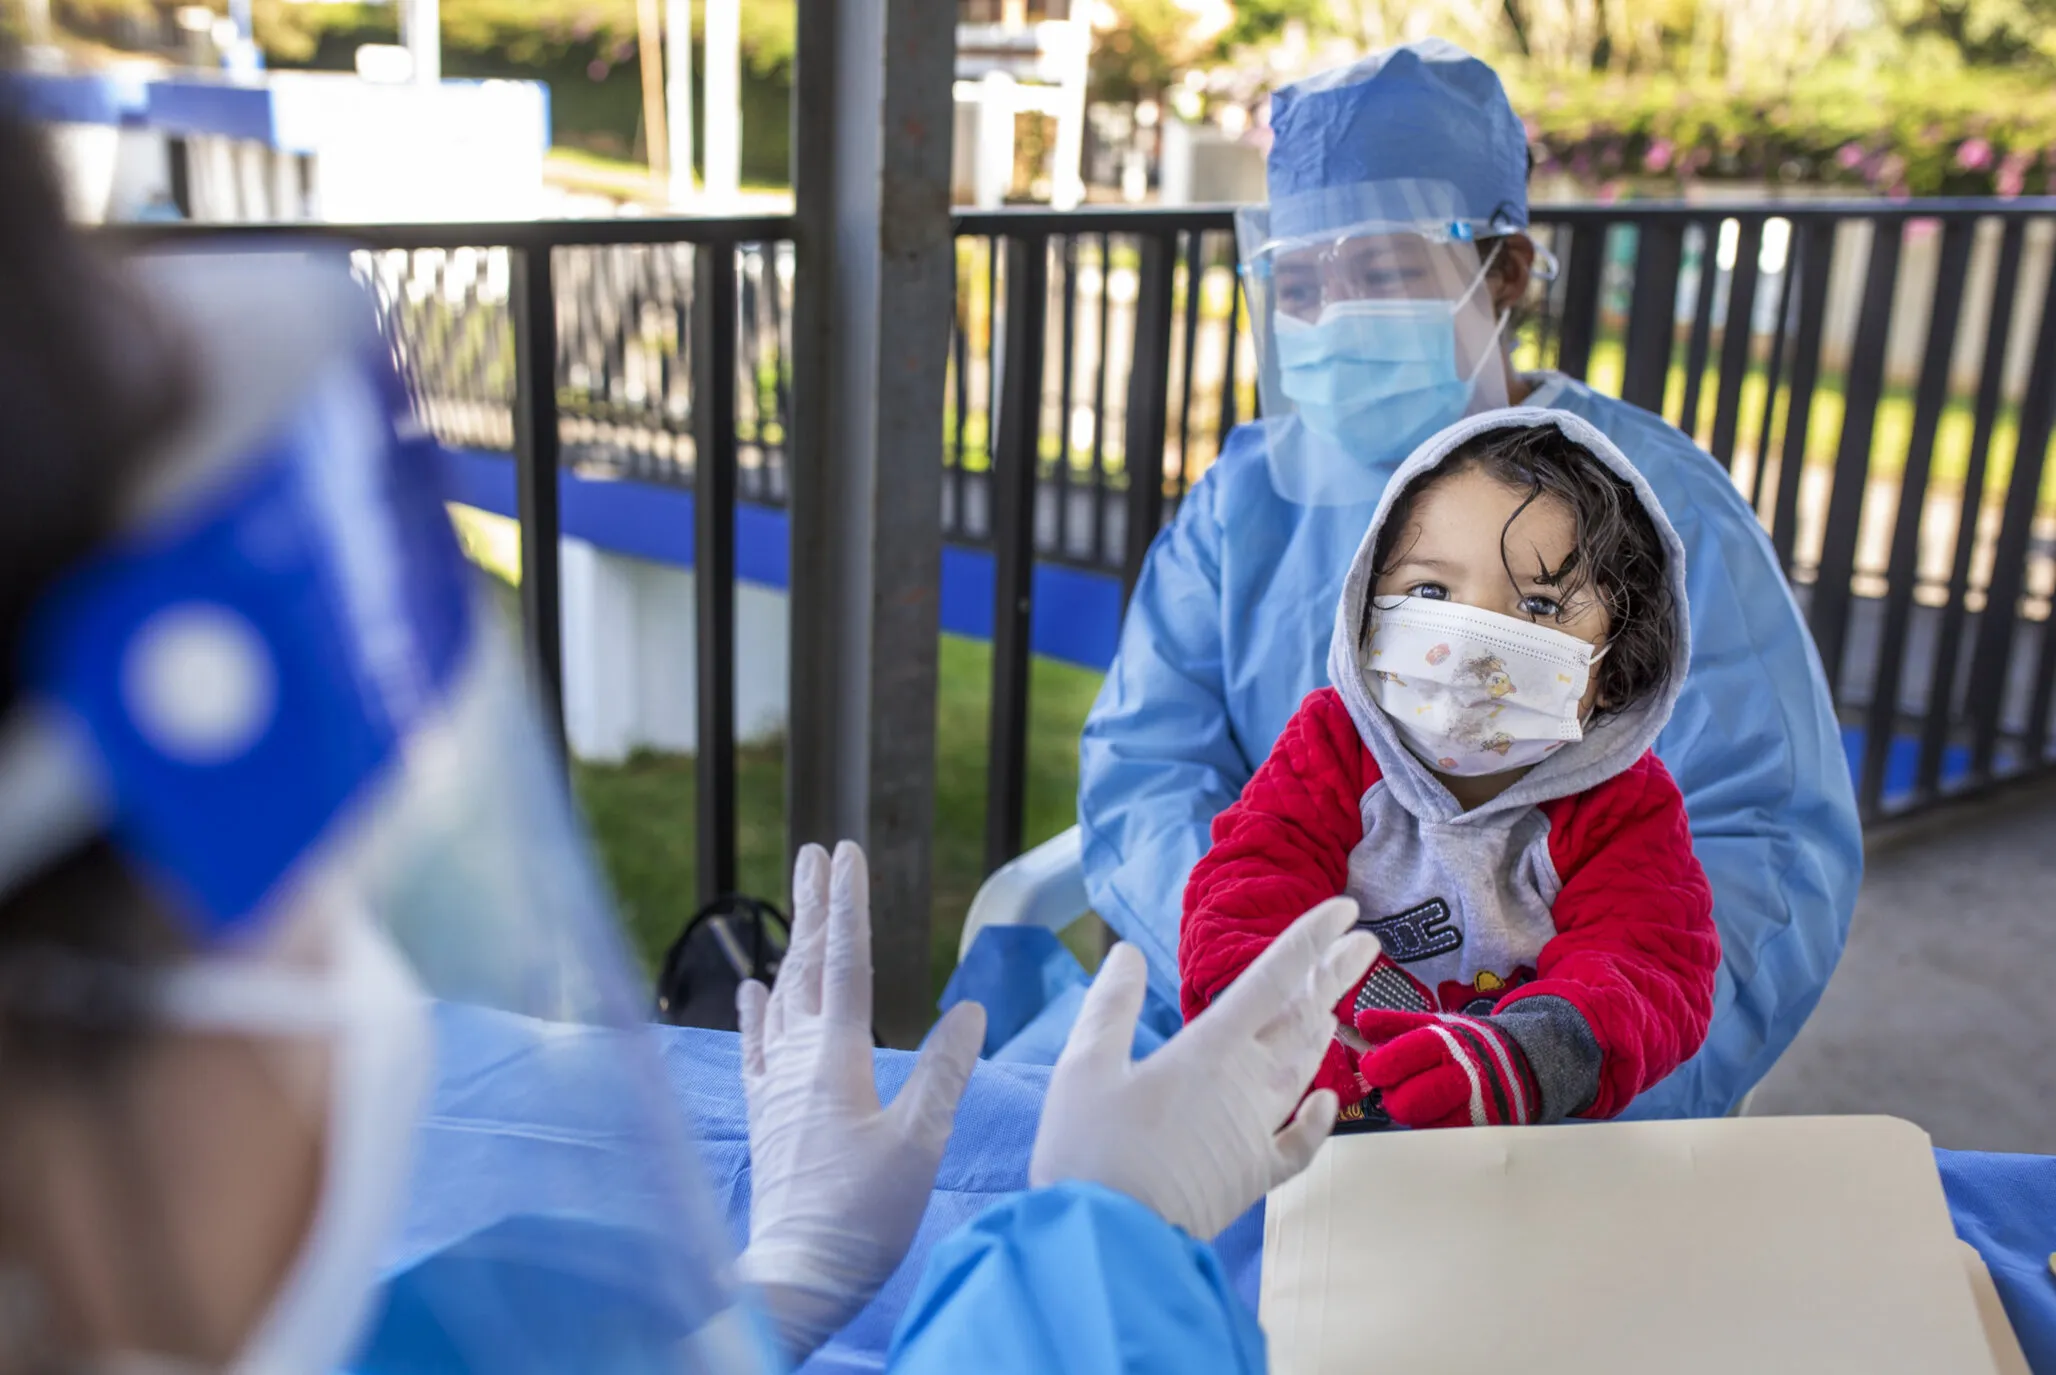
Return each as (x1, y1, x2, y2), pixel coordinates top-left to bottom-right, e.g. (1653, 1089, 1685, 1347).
(957, 825, 1093, 962)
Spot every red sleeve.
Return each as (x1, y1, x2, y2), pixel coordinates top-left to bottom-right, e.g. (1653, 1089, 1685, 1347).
(1502, 752, 1719, 1119)
(1181, 688, 1378, 1099)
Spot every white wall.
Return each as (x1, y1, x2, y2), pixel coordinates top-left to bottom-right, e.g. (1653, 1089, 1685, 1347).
(44, 123, 173, 222)
(1157, 119, 1265, 206)
(558, 539, 790, 763)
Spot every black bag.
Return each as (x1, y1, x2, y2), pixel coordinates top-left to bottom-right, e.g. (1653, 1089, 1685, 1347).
(653, 894, 788, 1030)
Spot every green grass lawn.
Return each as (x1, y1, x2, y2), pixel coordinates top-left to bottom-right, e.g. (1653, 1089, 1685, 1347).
(457, 514, 1106, 1008)
(571, 635, 1107, 1005)
(1549, 334, 2046, 508)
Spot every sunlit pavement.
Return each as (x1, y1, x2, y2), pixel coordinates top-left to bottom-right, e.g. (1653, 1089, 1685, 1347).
(1749, 780, 2056, 1152)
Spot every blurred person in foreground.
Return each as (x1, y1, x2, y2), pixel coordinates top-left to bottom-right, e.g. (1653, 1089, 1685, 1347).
(1077, 38, 1861, 1120)
(0, 100, 1374, 1373)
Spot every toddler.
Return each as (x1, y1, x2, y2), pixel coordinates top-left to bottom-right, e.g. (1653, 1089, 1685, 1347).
(1181, 409, 1719, 1129)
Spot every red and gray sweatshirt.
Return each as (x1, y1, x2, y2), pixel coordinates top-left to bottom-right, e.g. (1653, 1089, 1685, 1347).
(1179, 408, 1720, 1124)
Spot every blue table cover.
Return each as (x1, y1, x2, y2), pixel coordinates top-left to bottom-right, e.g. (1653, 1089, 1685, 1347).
(389, 1009, 2056, 1373)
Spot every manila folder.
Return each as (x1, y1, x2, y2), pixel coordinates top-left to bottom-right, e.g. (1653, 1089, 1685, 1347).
(1259, 1115, 1998, 1375)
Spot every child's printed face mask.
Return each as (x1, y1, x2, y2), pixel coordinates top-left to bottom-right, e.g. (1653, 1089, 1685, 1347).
(1362, 596, 1605, 777)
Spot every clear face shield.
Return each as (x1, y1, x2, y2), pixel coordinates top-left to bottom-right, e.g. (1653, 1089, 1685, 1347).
(0, 250, 774, 1374)
(1237, 180, 1512, 506)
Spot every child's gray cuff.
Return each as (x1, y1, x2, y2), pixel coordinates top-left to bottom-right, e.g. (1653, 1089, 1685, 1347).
(1493, 996, 1603, 1122)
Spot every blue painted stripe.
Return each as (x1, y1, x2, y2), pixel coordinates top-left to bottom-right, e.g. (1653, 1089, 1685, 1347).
(441, 449, 1123, 671)
(445, 451, 2038, 802)
(1838, 726, 1984, 809)
(2, 71, 148, 126)
(144, 80, 279, 146)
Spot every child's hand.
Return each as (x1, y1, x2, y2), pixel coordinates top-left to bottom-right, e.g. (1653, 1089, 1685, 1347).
(1353, 1009, 1541, 1128)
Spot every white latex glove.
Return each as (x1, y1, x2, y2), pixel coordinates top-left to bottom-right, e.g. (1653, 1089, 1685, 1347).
(737, 841, 986, 1362)
(1028, 897, 1376, 1240)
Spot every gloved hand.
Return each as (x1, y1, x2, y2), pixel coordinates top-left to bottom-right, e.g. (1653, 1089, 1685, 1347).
(737, 842, 986, 1363)
(1354, 1008, 1541, 1128)
(1029, 897, 1378, 1240)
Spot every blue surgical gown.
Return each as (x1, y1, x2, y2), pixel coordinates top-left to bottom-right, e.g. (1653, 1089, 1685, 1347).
(1077, 376, 1863, 1118)
(889, 1183, 1265, 1374)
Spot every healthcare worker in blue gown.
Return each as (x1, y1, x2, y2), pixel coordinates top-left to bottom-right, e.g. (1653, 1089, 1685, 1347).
(0, 102, 1372, 1373)
(1078, 38, 1863, 1119)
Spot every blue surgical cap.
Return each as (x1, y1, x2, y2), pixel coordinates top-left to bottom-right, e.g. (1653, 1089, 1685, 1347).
(1268, 39, 1529, 234)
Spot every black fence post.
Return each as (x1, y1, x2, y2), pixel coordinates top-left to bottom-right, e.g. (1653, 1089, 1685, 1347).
(1121, 232, 1176, 603)
(1173, 230, 1206, 500)
(1676, 220, 1721, 439)
(1707, 218, 1763, 470)
(1054, 235, 1079, 557)
(1553, 221, 1607, 383)
(693, 240, 741, 904)
(985, 234, 1048, 873)
(510, 243, 566, 760)
(1809, 217, 1904, 695)
(167, 137, 193, 218)
(1859, 218, 1972, 819)
(1919, 219, 2027, 798)
(1967, 241, 2056, 780)
(1620, 219, 1685, 416)
(1770, 219, 1838, 573)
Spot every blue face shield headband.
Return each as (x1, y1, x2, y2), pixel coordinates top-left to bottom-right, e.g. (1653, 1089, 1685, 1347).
(0, 251, 782, 1375)
(0, 343, 473, 946)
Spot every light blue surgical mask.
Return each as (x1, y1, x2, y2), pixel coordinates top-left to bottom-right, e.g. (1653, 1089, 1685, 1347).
(1272, 249, 1505, 468)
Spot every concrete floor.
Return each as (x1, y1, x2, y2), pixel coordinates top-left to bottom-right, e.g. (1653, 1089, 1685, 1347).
(1750, 780, 2056, 1154)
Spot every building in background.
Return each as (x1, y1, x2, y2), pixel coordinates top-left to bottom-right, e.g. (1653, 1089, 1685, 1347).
(953, 0, 1091, 207)
(14, 63, 548, 223)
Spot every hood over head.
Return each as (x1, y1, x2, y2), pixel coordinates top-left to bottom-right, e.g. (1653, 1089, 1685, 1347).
(1326, 406, 1691, 825)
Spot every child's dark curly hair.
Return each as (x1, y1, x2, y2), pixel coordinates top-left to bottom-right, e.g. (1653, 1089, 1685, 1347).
(1369, 424, 1680, 722)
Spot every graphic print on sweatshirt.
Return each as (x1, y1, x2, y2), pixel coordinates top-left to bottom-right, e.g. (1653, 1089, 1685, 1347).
(1342, 782, 1563, 1016)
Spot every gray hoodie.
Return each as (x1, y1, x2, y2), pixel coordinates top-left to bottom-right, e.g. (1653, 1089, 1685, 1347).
(1331, 407, 1694, 1118)
(1327, 406, 1692, 839)
(1187, 407, 1710, 1125)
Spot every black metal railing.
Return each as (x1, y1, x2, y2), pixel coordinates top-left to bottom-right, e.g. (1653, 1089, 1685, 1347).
(114, 216, 787, 911)
(122, 196, 2056, 914)
(952, 200, 2056, 846)
(1503, 202, 2056, 826)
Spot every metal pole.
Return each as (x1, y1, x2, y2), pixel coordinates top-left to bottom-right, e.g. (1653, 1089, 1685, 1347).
(1859, 217, 1971, 819)
(1049, 20, 1090, 210)
(510, 246, 566, 759)
(401, 0, 440, 84)
(788, 0, 957, 1046)
(986, 233, 1047, 872)
(1918, 219, 2025, 799)
(694, 242, 740, 902)
(1120, 233, 1175, 603)
(1808, 217, 1904, 696)
(666, 0, 698, 206)
(636, 0, 670, 187)
(975, 72, 1016, 209)
(1619, 219, 1684, 416)
(704, 0, 742, 205)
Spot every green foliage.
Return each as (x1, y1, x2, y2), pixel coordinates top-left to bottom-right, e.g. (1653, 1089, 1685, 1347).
(246, 0, 793, 75)
(1509, 61, 2056, 196)
(1089, 0, 2056, 196)
(572, 633, 1106, 999)
(1885, 0, 2056, 68)
(1089, 0, 1214, 104)
(1217, 0, 1328, 51)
